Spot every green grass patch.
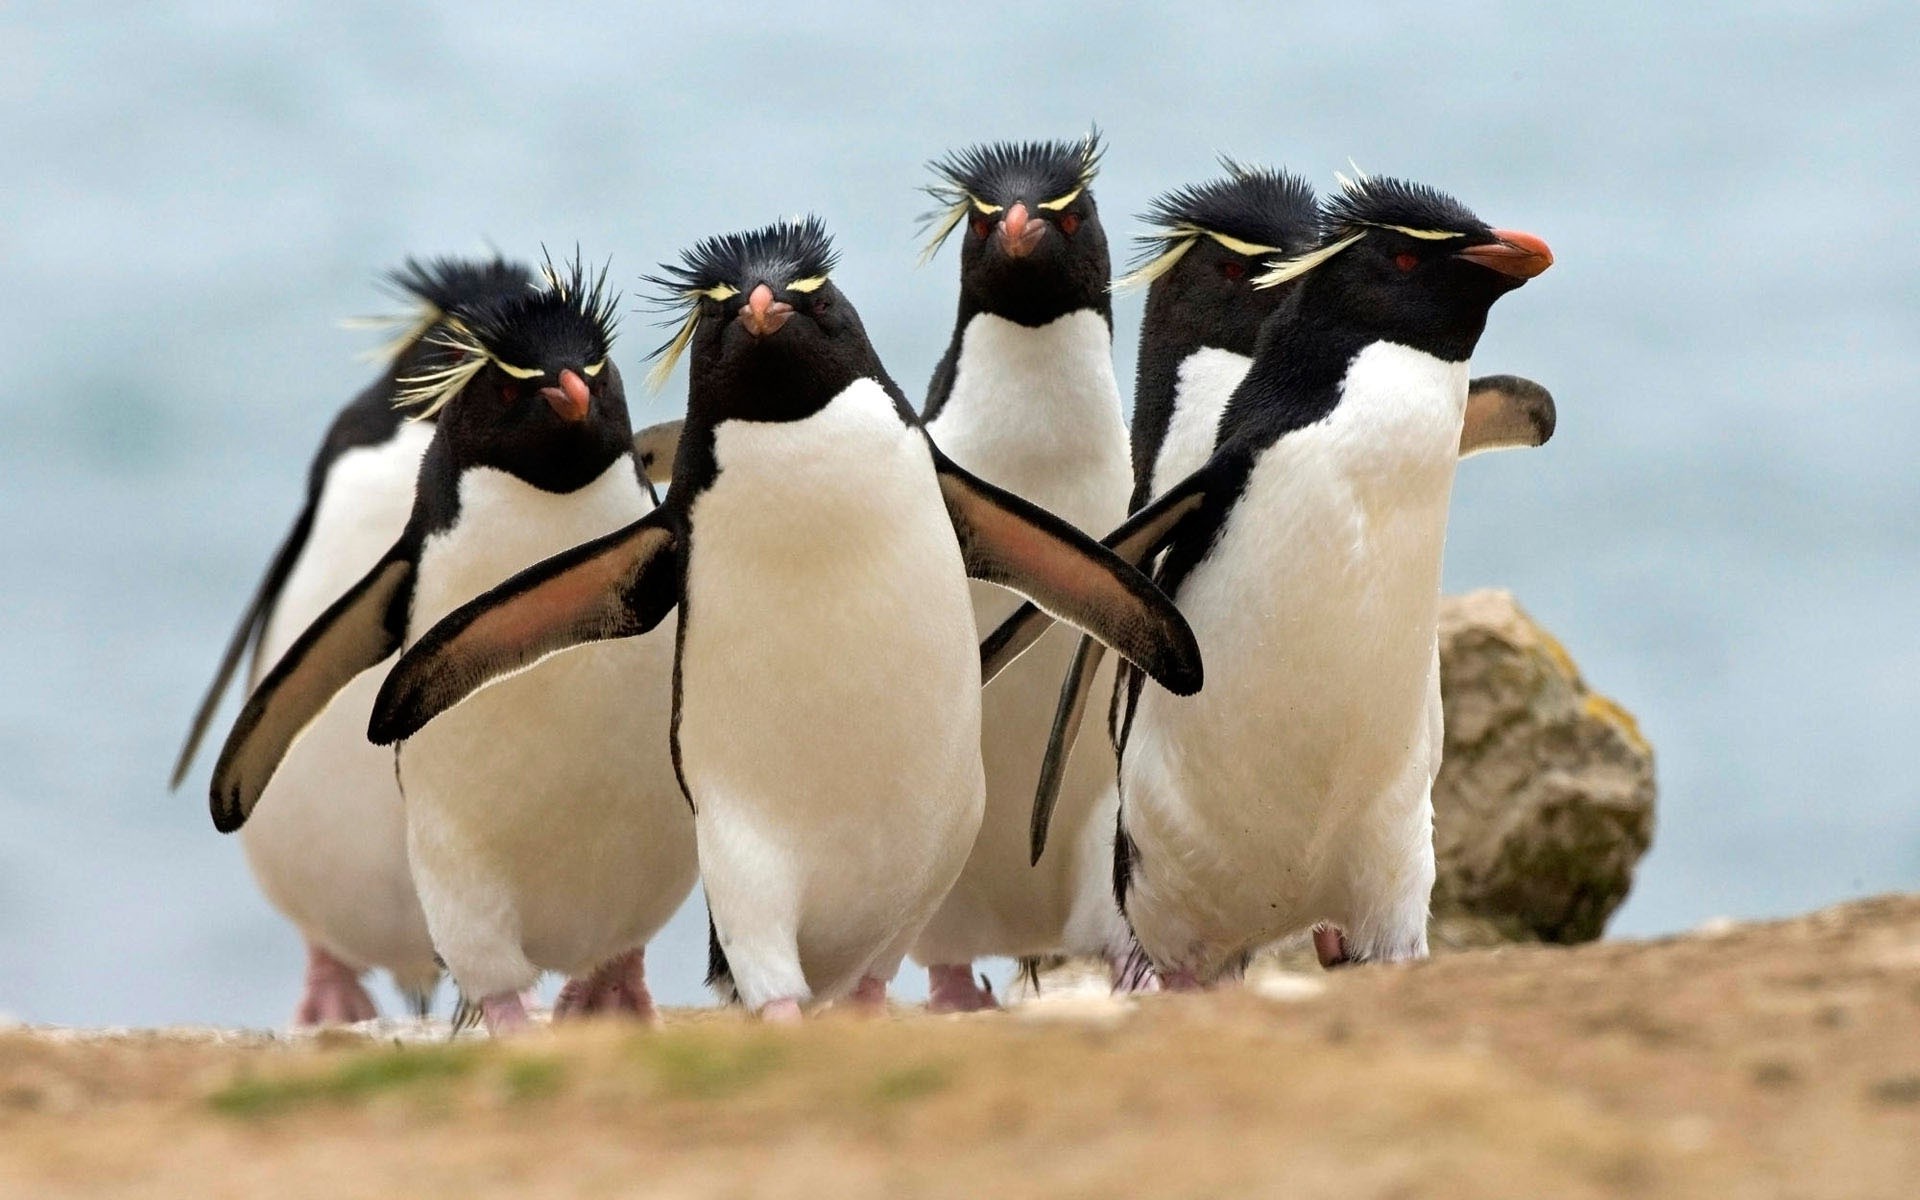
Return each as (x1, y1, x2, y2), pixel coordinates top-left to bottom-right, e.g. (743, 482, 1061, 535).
(868, 1061, 951, 1104)
(501, 1055, 566, 1102)
(209, 1045, 477, 1118)
(633, 1033, 786, 1100)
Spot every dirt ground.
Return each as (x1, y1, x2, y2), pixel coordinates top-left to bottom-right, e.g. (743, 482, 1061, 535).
(3, 895, 1918, 1200)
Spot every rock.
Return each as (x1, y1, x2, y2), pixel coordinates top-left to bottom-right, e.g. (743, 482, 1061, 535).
(1432, 589, 1656, 944)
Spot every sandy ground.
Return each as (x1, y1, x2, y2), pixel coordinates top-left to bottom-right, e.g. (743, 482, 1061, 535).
(3, 895, 1918, 1200)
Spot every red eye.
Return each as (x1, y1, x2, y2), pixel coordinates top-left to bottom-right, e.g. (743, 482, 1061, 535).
(1394, 252, 1420, 273)
(1057, 212, 1081, 236)
(1220, 259, 1246, 281)
(812, 295, 831, 317)
(499, 383, 516, 403)
(970, 214, 992, 238)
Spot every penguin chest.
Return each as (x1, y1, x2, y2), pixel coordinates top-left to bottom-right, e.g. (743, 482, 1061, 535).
(399, 460, 690, 955)
(1148, 346, 1251, 498)
(1128, 343, 1467, 870)
(678, 381, 984, 933)
(926, 310, 1131, 546)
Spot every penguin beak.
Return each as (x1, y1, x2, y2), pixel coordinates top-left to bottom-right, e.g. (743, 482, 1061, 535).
(996, 202, 1048, 259)
(540, 368, 592, 423)
(737, 283, 795, 338)
(1455, 230, 1554, 279)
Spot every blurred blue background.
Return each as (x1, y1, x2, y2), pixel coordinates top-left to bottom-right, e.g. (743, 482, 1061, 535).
(1, 2, 1914, 1026)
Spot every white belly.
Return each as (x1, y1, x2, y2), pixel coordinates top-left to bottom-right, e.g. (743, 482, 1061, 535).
(681, 380, 985, 1003)
(1147, 346, 1251, 497)
(241, 423, 437, 988)
(919, 310, 1135, 961)
(399, 460, 694, 991)
(1122, 342, 1465, 972)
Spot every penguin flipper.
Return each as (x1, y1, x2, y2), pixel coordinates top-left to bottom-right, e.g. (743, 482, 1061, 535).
(369, 510, 682, 746)
(632, 418, 683, 487)
(1028, 634, 1107, 864)
(171, 501, 318, 790)
(931, 446, 1201, 697)
(208, 549, 414, 833)
(979, 467, 1212, 685)
(1461, 375, 1556, 456)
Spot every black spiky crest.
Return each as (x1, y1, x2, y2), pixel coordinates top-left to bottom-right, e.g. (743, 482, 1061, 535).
(395, 250, 618, 417)
(919, 129, 1103, 261)
(1253, 173, 1493, 290)
(384, 253, 534, 317)
(640, 216, 839, 390)
(1321, 174, 1490, 242)
(1117, 160, 1318, 289)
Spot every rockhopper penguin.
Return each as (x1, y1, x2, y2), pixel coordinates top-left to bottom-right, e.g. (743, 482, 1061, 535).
(172, 254, 531, 1025)
(909, 132, 1141, 1011)
(987, 175, 1553, 985)
(363, 218, 1202, 1022)
(207, 256, 695, 1034)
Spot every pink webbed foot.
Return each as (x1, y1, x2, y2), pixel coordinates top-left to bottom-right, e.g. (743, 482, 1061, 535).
(1313, 924, 1354, 969)
(553, 948, 655, 1023)
(478, 991, 532, 1035)
(293, 943, 378, 1027)
(927, 963, 999, 1013)
(759, 998, 804, 1024)
(846, 975, 889, 1014)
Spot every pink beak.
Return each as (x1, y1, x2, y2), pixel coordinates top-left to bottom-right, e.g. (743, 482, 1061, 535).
(540, 368, 591, 422)
(737, 283, 795, 337)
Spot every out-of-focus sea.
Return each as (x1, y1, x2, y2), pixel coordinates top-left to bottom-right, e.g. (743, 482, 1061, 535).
(1, 2, 1914, 1026)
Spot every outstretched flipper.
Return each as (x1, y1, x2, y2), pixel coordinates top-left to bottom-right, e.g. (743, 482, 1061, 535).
(632, 419, 683, 489)
(931, 446, 1201, 698)
(171, 503, 318, 789)
(1462, 375, 1556, 457)
(368, 510, 683, 746)
(980, 465, 1221, 861)
(209, 549, 414, 833)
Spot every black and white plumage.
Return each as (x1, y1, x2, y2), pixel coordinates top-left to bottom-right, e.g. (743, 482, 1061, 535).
(1124, 161, 1320, 510)
(362, 219, 1200, 1021)
(911, 134, 1141, 1009)
(988, 175, 1554, 984)
(172, 254, 532, 1024)
(207, 255, 695, 1034)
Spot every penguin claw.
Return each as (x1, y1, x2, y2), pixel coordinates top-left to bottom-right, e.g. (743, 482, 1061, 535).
(293, 944, 378, 1027)
(759, 998, 804, 1024)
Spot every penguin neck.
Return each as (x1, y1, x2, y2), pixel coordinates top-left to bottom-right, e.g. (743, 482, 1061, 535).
(413, 421, 637, 537)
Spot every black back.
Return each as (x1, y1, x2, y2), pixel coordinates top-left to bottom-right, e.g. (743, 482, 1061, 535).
(920, 134, 1113, 421)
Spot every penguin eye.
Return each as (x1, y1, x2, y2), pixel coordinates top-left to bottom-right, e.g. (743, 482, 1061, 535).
(811, 295, 831, 318)
(1057, 212, 1081, 236)
(969, 213, 992, 238)
(1220, 260, 1246, 282)
(1394, 252, 1420, 273)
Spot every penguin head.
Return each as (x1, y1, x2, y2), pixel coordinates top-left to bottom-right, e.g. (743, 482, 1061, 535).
(920, 132, 1110, 325)
(646, 217, 887, 423)
(396, 252, 633, 491)
(1254, 175, 1552, 362)
(1122, 161, 1319, 355)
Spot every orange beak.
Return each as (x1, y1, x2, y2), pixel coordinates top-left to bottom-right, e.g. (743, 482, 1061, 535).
(997, 202, 1047, 258)
(737, 283, 795, 337)
(540, 368, 592, 422)
(1456, 229, 1554, 279)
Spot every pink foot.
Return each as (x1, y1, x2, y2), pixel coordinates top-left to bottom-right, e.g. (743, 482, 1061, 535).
(846, 975, 888, 1014)
(1109, 947, 1161, 994)
(553, 949, 655, 1022)
(927, 963, 999, 1013)
(1158, 967, 1205, 992)
(479, 992, 532, 1035)
(1313, 924, 1353, 969)
(293, 943, 378, 1026)
(760, 998, 804, 1024)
